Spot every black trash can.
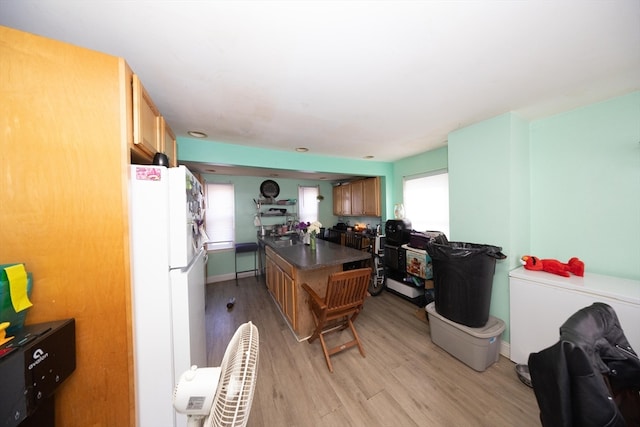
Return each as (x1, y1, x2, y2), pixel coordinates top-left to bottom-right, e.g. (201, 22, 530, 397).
(426, 242, 506, 327)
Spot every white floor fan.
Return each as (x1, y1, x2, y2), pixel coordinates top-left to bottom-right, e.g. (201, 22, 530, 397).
(173, 321, 259, 427)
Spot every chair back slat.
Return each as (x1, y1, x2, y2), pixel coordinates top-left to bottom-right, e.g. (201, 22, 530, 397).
(325, 268, 371, 311)
(326, 229, 341, 244)
(343, 233, 367, 250)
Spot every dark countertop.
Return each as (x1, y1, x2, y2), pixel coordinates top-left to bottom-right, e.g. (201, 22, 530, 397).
(259, 235, 370, 270)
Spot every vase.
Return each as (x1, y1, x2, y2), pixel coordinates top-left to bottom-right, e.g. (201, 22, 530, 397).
(394, 203, 405, 219)
(310, 233, 317, 250)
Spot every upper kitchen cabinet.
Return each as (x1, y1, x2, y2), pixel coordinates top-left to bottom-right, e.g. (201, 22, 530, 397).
(333, 183, 351, 216)
(350, 179, 364, 215)
(131, 74, 162, 162)
(361, 177, 381, 216)
(333, 177, 381, 217)
(161, 117, 178, 167)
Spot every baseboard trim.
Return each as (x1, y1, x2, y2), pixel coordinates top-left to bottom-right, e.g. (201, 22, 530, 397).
(206, 271, 260, 284)
(500, 340, 511, 360)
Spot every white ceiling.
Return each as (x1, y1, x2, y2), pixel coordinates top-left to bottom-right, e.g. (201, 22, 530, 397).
(2, 1, 639, 167)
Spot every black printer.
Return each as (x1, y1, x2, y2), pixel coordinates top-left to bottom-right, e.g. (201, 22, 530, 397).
(0, 319, 76, 427)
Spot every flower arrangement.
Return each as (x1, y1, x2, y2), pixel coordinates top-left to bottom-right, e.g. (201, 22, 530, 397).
(295, 221, 322, 248)
(295, 221, 310, 232)
(307, 221, 322, 236)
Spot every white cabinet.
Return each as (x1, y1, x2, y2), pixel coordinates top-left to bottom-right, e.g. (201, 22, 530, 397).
(509, 267, 640, 365)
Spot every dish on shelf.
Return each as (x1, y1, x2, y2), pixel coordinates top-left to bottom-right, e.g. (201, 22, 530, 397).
(260, 180, 280, 198)
(262, 208, 287, 216)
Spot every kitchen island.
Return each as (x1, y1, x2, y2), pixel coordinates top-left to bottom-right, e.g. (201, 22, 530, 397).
(260, 235, 371, 340)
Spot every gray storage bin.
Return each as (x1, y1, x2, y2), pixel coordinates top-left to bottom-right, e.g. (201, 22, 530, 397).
(426, 302, 505, 372)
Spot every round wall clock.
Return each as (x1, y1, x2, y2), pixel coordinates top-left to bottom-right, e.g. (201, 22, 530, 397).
(260, 179, 280, 198)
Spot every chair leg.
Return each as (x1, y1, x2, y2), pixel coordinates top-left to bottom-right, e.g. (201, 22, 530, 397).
(307, 309, 324, 343)
(318, 333, 334, 373)
(348, 318, 366, 357)
(308, 324, 321, 343)
(315, 319, 366, 372)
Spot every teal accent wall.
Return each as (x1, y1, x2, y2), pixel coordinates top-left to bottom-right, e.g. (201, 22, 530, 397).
(447, 113, 530, 341)
(530, 91, 640, 279)
(443, 91, 639, 344)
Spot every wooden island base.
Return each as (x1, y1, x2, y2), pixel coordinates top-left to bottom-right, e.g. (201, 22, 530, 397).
(263, 238, 370, 340)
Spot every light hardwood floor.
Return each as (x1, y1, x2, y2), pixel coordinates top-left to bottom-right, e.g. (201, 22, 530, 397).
(205, 276, 541, 426)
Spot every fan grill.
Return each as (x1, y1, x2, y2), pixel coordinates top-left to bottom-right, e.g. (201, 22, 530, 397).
(206, 321, 259, 427)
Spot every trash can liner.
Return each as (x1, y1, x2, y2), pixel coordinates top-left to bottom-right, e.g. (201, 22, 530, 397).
(427, 242, 506, 260)
(426, 242, 506, 327)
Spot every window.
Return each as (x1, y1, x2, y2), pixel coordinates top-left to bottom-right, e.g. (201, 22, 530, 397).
(298, 185, 319, 224)
(403, 171, 450, 238)
(204, 182, 235, 251)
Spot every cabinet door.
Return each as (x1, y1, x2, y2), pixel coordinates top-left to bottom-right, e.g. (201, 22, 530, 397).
(275, 267, 285, 308)
(161, 117, 177, 167)
(333, 184, 351, 216)
(342, 184, 351, 215)
(350, 180, 364, 215)
(333, 186, 342, 215)
(266, 255, 275, 294)
(283, 273, 296, 329)
(362, 177, 381, 216)
(132, 74, 161, 158)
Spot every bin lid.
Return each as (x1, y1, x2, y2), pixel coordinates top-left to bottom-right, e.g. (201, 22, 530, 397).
(425, 302, 505, 338)
(426, 241, 506, 260)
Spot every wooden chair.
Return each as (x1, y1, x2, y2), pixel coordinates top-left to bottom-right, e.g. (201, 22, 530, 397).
(343, 233, 372, 271)
(325, 228, 341, 244)
(301, 267, 372, 372)
(343, 232, 363, 250)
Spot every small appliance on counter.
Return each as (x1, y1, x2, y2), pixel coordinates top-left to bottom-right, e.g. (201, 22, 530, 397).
(334, 222, 348, 231)
(0, 318, 76, 427)
(384, 219, 412, 246)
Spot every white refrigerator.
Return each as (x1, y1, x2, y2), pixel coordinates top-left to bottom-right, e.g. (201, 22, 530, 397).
(129, 165, 208, 427)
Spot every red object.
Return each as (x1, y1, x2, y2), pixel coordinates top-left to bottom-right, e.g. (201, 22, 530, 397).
(521, 255, 584, 277)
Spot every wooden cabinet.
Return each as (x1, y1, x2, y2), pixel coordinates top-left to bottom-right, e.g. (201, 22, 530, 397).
(333, 177, 380, 217)
(131, 74, 162, 159)
(333, 185, 341, 215)
(265, 247, 297, 330)
(362, 177, 381, 216)
(161, 117, 178, 167)
(2, 27, 134, 426)
(283, 272, 296, 327)
(130, 74, 177, 166)
(350, 180, 364, 215)
(333, 183, 351, 216)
